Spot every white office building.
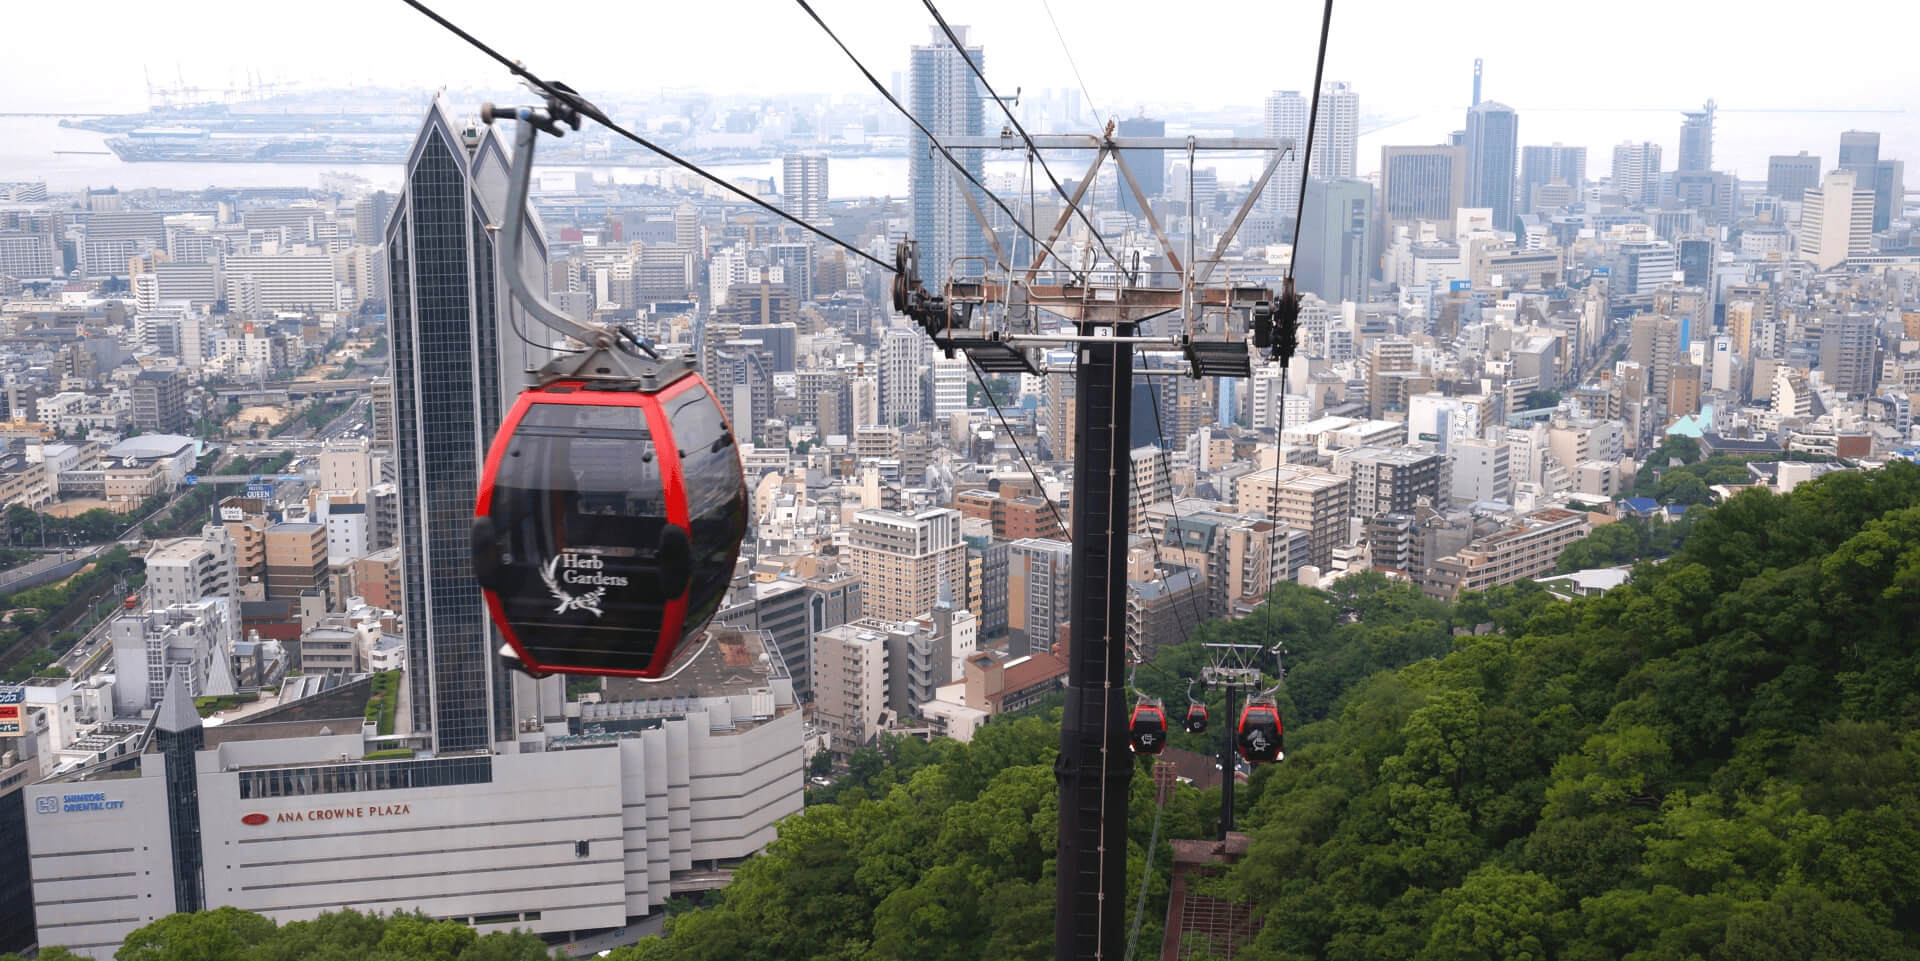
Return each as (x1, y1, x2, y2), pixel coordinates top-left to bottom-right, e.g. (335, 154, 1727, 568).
(1261, 90, 1308, 213)
(1449, 437, 1512, 504)
(930, 357, 968, 421)
(25, 627, 803, 959)
(144, 529, 239, 609)
(323, 505, 368, 566)
(106, 598, 239, 717)
(1797, 169, 1873, 270)
(224, 250, 342, 312)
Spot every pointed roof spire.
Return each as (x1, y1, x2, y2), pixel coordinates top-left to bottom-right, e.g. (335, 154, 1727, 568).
(155, 668, 202, 734)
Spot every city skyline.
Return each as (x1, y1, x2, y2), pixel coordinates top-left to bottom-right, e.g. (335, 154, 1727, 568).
(8, 0, 1918, 116)
(2, 4, 1918, 958)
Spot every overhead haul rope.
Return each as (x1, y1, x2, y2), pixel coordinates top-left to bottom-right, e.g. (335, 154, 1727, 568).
(1261, 0, 1335, 663)
(792, 0, 1086, 283)
(397, 0, 1078, 528)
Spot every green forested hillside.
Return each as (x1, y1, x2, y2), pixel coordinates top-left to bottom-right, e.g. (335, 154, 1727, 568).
(1228, 462, 1920, 960)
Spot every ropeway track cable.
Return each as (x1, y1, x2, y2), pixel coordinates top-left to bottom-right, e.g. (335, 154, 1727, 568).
(793, 0, 1088, 284)
(399, 0, 894, 274)
(396, 0, 1081, 588)
(1261, 0, 1336, 681)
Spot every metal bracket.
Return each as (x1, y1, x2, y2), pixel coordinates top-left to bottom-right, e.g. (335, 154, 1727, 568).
(481, 96, 695, 391)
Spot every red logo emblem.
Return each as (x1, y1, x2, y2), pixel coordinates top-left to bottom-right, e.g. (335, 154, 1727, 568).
(241, 813, 269, 826)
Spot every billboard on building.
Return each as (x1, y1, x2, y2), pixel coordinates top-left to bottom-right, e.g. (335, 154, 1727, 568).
(0, 684, 22, 735)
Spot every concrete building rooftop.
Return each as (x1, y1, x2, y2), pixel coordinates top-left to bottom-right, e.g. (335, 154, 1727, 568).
(105, 434, 197, 461)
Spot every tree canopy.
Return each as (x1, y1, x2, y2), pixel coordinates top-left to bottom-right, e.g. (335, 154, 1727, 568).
(1227, 461, 1920, 959)
(1555, 515, 1693, 572)
(6, 908, 559, 961)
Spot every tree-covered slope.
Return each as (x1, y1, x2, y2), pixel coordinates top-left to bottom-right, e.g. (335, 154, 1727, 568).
(1229, 461, 1920, 960)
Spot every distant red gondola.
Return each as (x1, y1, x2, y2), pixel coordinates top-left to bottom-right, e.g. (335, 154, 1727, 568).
(1128, 701, 1168, 755)
(1236, 699, 1283, 763)
(1184, 701, 1209, 734)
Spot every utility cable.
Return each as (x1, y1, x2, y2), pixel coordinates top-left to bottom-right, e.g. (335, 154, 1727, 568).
(1124, 770, 1171, 961)
(921, 0, 1126, 275)
(1283, 0, 1337, 284)
(1263, 0, 1334, 666)
(793, 0, 1084, 283)
(982, 0, 1201, 660)
(966, 357, 1070, 539)
(1143, 379, 1212, 634)
(398, 0, 895, 275)
(1039, 0, 1106, 128)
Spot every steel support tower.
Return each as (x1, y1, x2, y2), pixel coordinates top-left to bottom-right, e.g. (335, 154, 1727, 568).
(897, 132, 1295, 961)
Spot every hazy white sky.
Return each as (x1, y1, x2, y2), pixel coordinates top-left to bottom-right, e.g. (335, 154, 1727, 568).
(13, 0, 1919, 117)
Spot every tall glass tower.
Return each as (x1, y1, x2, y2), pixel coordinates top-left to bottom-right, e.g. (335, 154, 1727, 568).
(155, 671, 205, 914)
(385, 99, 552, 753)
(1465, 101, 1520, 233)
(909, 25, 987, 289)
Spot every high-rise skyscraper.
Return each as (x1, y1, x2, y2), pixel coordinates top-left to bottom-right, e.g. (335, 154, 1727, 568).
(781, 153, 829, 224)
(1767, 152, 1822, 201)
(356, 190, 395, 252)
(155, 672, 205, 915)
(1294, 178, 1375, 305)
(909, 26, 987, 288)
(1380, 144, 1466, 233)
(879, 324, 927, 426)
(1313, 82, 1360, 179)
(1835, 130, 1906, 232)
(386, 99, 552, 753)
(1005, 536, 1071, 656)
(1678, 100, 1715, 173)
(847, 507, 968, 623)
(1798, 168, 1873, 270)
(1464, 101, 1519, 232)
(1260, 84, 1356, 218)
(1873, 160, 1906, 233)
(1115, 116, 1165, 218)
(1260, 90, 1308, 215)
(1819, 313, 1879, 398)
(1518, 143, 1587, 213)
(1673, 101, 1718, 211)
(1838, 130, 1880, 172)
(1611, 141, 1663, 206)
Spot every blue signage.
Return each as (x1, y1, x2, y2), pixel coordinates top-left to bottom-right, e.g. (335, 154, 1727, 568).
(1592, 266, 1611, 276)
(184, 474, 199, 486)
(1449, 280, 1471, 292)
(38, 791, 126, 814)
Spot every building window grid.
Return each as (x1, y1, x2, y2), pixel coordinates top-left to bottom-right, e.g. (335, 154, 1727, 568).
(238, 755, 494, 800)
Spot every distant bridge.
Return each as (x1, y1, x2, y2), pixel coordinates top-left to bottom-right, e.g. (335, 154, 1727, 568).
(189, 471, 320, 486)
(215, 377, 378, 403)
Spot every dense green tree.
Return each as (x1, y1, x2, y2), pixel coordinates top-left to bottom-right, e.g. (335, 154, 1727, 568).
(117, 906, 278, 961)
(1556, 516, 1693, 572)
(1416, 867, 1564, 961)
(72, 908, 560, 961)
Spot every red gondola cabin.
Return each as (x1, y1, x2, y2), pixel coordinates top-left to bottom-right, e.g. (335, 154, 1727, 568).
(1236, 700, 1284, 763)
(1184, 702, 1209, 734)
(473, 376, 747, 678)
(1128, 701, 1168, 755)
